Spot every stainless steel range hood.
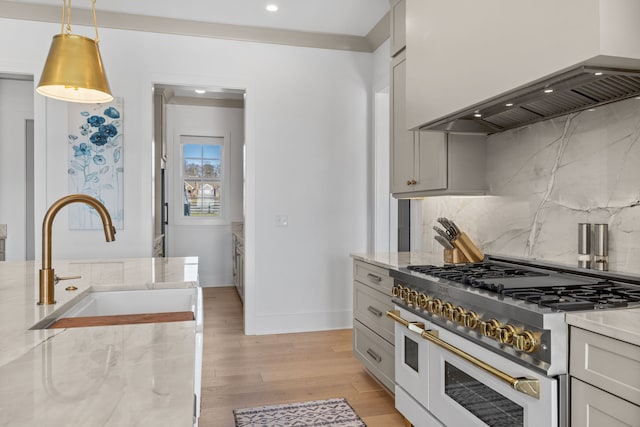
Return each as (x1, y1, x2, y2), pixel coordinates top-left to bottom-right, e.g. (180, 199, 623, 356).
(423, 66, 640, 134)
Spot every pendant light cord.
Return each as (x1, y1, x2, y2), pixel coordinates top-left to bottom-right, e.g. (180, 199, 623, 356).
(59, 0, 101, 43)
(92, 0, 100, 43)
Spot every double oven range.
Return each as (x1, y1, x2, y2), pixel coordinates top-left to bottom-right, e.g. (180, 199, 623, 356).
(388, 255, 640, 427)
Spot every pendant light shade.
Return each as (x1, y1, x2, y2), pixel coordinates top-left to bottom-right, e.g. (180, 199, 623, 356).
(36, 0, 113, 103)
(37, 33, 112, 103)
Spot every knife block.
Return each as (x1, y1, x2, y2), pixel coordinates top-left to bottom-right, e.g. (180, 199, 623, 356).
(452, 232, 485, 263)
(444, 248, 468, 264)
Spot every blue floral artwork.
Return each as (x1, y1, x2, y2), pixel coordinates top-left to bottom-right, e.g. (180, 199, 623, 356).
(67, 98, 124, 229)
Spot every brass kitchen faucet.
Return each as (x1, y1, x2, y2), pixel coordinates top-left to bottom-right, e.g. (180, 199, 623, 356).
(39, 194, 116, 305)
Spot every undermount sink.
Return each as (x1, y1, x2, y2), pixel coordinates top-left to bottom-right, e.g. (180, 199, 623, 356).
(32, 287, 199, 329)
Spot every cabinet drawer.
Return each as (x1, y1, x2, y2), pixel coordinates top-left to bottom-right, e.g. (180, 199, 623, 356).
(353, 260, 393, 294)
(570, 326, 640, 406)
(354, 281, 394, 345)
(571, 378, 640, 427)
(353, 320, 395, 392)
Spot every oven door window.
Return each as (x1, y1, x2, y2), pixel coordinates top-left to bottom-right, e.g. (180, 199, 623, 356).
(404, 336, 419, 372)
(445, 362, 524, 427)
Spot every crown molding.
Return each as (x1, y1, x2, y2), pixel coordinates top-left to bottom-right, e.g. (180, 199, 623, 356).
(0, 1, 389, 53)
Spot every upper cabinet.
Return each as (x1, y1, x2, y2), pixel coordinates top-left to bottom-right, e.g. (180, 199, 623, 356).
(390, 4, 487, 198)
(405, 0, 640, 131)
(389, 0, 406, 57)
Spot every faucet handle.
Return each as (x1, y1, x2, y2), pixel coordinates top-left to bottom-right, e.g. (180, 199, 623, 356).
(54, 274, 82, 284)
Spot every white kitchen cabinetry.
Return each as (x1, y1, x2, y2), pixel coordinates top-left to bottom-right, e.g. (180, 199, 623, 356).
(405, 0, 640, 130)
(352, 259, 395, 392)
(389, 0, 406, 57)
(569, 326, 640, 426)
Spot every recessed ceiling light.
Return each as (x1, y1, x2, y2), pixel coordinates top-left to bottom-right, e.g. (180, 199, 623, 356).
(195, 89, 206, 94)
(594, 72, 603, 76)
(505, 103, 514, 107)
(473, 113, 482, 118)
(587, 108, 596, 112)
(266, 4, 279, 12)
(544, 88, 554, 93)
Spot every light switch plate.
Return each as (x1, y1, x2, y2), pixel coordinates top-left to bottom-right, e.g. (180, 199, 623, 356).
(275, 215, 288, 227)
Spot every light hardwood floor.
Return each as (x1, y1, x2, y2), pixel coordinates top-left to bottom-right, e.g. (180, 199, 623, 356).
(199, 286, 406, 426)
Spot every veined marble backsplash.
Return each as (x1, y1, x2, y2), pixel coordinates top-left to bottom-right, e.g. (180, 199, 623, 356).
(420, 96, 640, 274)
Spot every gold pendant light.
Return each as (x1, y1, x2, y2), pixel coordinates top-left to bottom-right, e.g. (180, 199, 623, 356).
(37, 0, 113, 103)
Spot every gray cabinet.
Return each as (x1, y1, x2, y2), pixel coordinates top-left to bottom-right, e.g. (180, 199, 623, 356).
(352, 259, 395, 392)
(390, 39, 487, 198)
(389, 0, 406, 57)
(569, 326, 640, 426)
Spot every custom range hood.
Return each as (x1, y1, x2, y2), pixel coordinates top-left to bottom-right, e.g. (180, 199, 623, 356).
(424, 66, 640, 134)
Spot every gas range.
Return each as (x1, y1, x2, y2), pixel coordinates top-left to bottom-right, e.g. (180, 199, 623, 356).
(390, 255, 640, 376)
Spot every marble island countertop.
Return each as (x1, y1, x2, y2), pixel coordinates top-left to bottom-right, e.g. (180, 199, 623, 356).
(0, 257, 201, 427)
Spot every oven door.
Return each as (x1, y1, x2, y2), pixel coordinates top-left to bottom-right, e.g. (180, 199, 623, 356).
(393, 307, 444, 427)
(394, 307, 430, 406)
(428, 326, 558, 427)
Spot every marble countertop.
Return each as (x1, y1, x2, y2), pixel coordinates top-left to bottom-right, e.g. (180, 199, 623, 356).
(567, 309, 640, 347)
(0, 257, 200, 427)
(350, 251, 444, 271)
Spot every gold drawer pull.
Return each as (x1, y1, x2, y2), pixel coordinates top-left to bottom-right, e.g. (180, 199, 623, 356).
(386, 310, 540, 399)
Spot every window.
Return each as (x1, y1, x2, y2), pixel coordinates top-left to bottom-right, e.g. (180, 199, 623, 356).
(180, 135, 224, 218)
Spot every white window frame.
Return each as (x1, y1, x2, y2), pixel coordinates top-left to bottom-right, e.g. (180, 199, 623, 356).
(171, 129, 230, 226)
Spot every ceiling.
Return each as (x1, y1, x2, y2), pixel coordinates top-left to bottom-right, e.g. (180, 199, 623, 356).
(10, 0, 390, 36)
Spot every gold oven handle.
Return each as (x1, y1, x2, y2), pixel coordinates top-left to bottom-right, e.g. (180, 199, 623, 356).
(386, 310, 540, 399)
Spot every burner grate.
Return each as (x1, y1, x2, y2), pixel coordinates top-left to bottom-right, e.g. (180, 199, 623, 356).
(502, 281, 640, 311)
(407, 263, 640, 311)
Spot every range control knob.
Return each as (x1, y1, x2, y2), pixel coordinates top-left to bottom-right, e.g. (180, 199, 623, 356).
(441, 303, 455, 321)
(480, 319, 502, 338)
(497, 324, 518, 345)
(463, 311, 479, 329)
(416, 293, 430, 309)
(428, 298, 443, 315)
(392, 285, 403, 298)
(407, 290, 418, 305)
(452, 306, 467, 325)
(400, 287, 409, 300)
(514, 331, 538, 353)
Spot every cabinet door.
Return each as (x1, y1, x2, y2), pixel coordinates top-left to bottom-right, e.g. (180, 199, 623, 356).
(390, 0, 406, 57)
(414, 130, 447, 191)
(390, 51, 416, 194)
(571, 378, 640, 427)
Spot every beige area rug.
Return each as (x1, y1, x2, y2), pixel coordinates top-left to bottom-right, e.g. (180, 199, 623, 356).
(233, 397, 367, 427)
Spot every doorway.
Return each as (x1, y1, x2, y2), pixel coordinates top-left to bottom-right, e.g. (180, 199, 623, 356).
(152, 84, 245, 286)
(0, 74, 35, 261)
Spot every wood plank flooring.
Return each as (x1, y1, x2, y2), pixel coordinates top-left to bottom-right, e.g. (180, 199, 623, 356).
(199, 286, 406, 426)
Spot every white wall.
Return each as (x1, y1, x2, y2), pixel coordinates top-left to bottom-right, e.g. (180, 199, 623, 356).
(165, 103, 244, 286)
(0, 79, 33, 260)
(0, 17, 371, 334)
